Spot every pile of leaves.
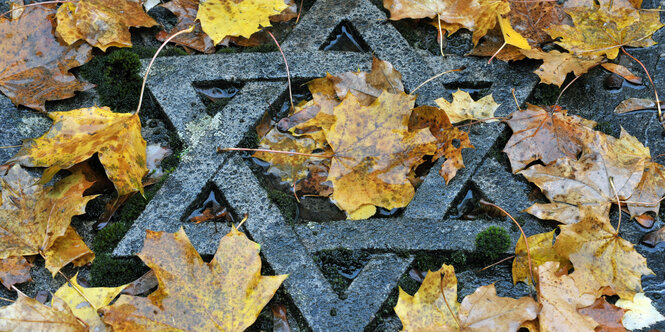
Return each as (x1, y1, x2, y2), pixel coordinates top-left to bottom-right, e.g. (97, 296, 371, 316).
(252, 57, 500, 219)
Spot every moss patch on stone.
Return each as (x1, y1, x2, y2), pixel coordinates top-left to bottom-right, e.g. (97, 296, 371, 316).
(474, 226, 511, 261)
(267, 188, 297, 223)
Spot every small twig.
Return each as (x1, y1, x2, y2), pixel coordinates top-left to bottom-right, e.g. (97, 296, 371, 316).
(0, 0, 72, 18)
(609, 177, 622, 234)
(479, 200, 535, 287)
(478, 255, 515, 272)
(621, 47, 662, 127)
(236, 213, 249, 229)
(437, 14, 445, 58)
(410, 67, 464, 95)
(440, 275, 461, 329)
(296, 0, 304, 23)
(488, 42, 507, 65)
(57, 271, 97, 312)
(292, 180, 300, 203)
(453, 116, 508, 128)
(219, 147, 333, 158)
(556, 75, 583, 106)
(136, 26, 195, 116)
(0, 145, 20, 149)
(0, 296, 14, 302)
(620, 195, 665, 206)
(511, 88, 521, 112)
(267, 31, 294, 112)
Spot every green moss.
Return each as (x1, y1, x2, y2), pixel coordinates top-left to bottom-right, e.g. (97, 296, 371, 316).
(131, 45, 188, 59)
(90, 254, 148, 287)
(527, 84, 561, 106)
(595, 121, 614, 136)
(100, 50, 142, 112)
(475, 226, 511, 261)
(267, 189, 297, 223)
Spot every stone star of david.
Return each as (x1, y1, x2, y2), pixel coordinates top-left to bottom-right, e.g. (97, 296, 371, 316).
(113, 0, 539, 329)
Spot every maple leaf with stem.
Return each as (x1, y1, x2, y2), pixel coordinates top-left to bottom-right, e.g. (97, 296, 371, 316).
(56, 0, 157, 51)
(554, 208, 654, 300)
(435, 90, 500, 124)
(10, 106, 148, 196)
(101, 226, 287, 331)
(0, 4, 93, 112)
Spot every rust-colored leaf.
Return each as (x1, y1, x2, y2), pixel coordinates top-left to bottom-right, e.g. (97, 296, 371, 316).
(503, 104, 596, 173)
(554, 208, 654, 300)
(0, 256, 32, 290)
(641, 225, 665, 247)
(0, 4, 93, 112)
(11, 107, 148, 196)
(505, 0, 566, 47)
(578, 297, 627, 332)
(601, 63, 642, 85)
(101, 226, 287, 331)
(614, 98, 665, 114)
(157, 0, 215, 53)
(55, 0, 157, 51)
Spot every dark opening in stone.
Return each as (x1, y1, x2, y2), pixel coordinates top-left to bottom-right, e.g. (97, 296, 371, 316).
(192, 80, 244, 116)
(182, 183, 235, 229)
(320, 20, 371, 52)
(443, 81, 493, 100)
(312, 249, 371, 298)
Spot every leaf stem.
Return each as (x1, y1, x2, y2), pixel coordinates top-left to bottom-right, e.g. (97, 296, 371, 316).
(410, 67, 464, 95)
(609, 177, 622, 234)
(488, 42, 507, 65)
(136, 26, 195, 116)
(0, 145, 20, 149)
(218, 147, 333, 158)
(621, 47, 662, 128)
(267, 31, 294, 112)
(478, 255, 516, 272)
(440, 275, 461, 329)
(0, 0, 72, 18)
(479, 200, 535, 287)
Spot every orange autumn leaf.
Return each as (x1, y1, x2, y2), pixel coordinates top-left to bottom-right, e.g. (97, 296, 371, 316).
(395, 264, 538, 331)
(504, 0, 565, 47)
(601, 63, 642, 85)
(11, 107, 148, 196)
(545, 3, 664, 59)
(578, 297, 628, 332)
(409, 105, 474, 184)
(0, 291, 85, 331)
(0, 165, 95, 276)
(512, 230, 571, 286)
(519, 50, 602, 87)
(324, 91, 437, 218)
(0, 4, 93, 112)
(519, 129, 650, 224)
(553, 208, 654, 300)
(0, 256, 32, 290)
(537, 261, 599, 332)
(503, 104, 596, 173)
(101, 226, 287, 331)
(55, 0, 157, 51)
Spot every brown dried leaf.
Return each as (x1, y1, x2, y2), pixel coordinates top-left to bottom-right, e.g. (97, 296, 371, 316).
(505, 0, 566, 47)
(157, 0, 215, 53)
(601, 63, 642, 84)
(0, 256, 32, 290)
(578, 297, 627, 332)
(626, 161, 665, 219)
(641, 225, 665, 247)
(519, 49, 602, 87)
(614, 98, 664, 114)
(331, 57, 404, 105)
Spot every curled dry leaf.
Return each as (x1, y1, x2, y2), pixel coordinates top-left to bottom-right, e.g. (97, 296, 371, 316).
(614, 98, 665, 114)
(519, 49, 602, 87)
(0, 292, 85, 331)
(601, 63, 642, 85)
(10, 107, 148, 196)
(578, 297, 627, 332)
(197, 0, 289, 44)
(503, 104, 596, 173)
(101, 226, 287, 331)
(0, 165, 96, 275)
(537, 261, 599, 332)
(0, 4, 93, 112)
(615, 293, 665, 330)
(554, 208, 654, 300)
(512, 230, 571, 286)
(56, 0, 157, 51)
(435, 90, 500, 124)
(641, 225, 665, 247)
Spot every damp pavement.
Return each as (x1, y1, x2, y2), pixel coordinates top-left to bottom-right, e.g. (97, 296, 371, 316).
(1, 0, 665, 330)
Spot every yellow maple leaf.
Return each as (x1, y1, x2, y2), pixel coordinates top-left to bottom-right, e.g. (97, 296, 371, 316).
(100, 226, 287, 331)
(512, 230, 571, 286)
(56, 0, 157, 51)
(197, 0, 289, 45)
(435, 90, 500, 124)
(497, 13, 530, 49)
(553, 208, 654, 300)
(11, 107, 148, 196)
(0, 291, 85, 331)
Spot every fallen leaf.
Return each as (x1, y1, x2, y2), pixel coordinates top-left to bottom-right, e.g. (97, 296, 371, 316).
(467, 26, 526, 61)
(537, 261, 599, 332)
(505, 0, 565, 47)
(55, 0, 157, 51)
(553, 208, 654, 299)
(512, 230, 571, 286)
(0, 256, 32, 290)
(456, 284, 538, 331)
(601, 63, 642, 85)
(615, 293, 665, 330)
(0, 4, 93, 112)
(279, 75, 339, 140)
(503, 104, 596, 173)
(253, 127, 323, 184)
(54, 273, 127, 332)
(197, 0, 289, 45)
(331, 57, 404, 105)
(0, 291, 85, 331)
(520, 129, 650, 224)
(157, 0, 215, 53)
(272, 304, 291, 332)
(324, 92, 437, 218)
(626, 161, 665, 219)
(409, 105, 474, 184)
(100, 226, 287, 331)
(519, 49, 602, 87)
(435, 90, 500, 124)
(578, 297, 627, 332)
(11, 107, 148, 196)
(545, 4, 664, 59)
(614, 98, 665, 114)
(497, 13, 530, 50)
(43, 226, 94, 276)
(641, 225, 665, 247)
(0, 165, 96, 275)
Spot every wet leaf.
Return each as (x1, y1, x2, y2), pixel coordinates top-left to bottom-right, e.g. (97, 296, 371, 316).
(0, 292, 85, 331)
(520, 129, 650, 224)
(324, 92, 437, 218)
(0, 256, 32, 290)
(545, 3, 664, 59)
(11, 107, 148, 196)
(54, 273, 127, 332)
(253, 127, 324, 184)
(503, 104, 596, 173)
(601, 63, 642, 84)
(537, 261, 599, 332)
(497, 13, 530, 50)
(157, 0, 215, 53)
(43, 226, 94, 276)
(100, 226, 287, 331)
(615, 293, 665, 330)
(578, 297, 627, 332)
(614, 98, 664, 114)
(55, 0, 157, 51)
(467, 26, 526, 62)
(519, 50, 602, 87)
(197, 0, 289, 44)
(272, 304, 291, 332)
(626, 161, 665, 219)
(553, 208, 654, 299)
(511, 230, 571, 286)
(435, 90, 500, 124)
(641, 225, 665, 247)
(331, 57, 404, 105)
(0, 4, 93, 112)
(505, 0, 565, 47)
(0, 165, 96, 275)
